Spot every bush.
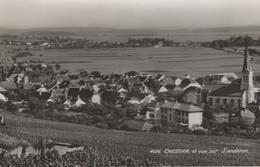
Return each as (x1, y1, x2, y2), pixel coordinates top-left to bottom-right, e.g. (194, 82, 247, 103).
(193, 129, 208, 135)
(6, 102, 18, 112)
(96, 122, 109, 129)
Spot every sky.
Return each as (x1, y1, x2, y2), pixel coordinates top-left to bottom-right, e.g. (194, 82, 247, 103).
(0, 0, 260, 29)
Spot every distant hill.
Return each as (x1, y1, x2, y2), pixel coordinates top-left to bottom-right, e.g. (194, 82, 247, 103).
(0, 25, 260, 37)
(19, 30, 78, 37)
(19, 27, 157, 36)
(0, 28, 21, 34)
(174, 26, 260, 33)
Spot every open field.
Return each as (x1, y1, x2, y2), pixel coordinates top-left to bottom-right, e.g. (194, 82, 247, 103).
(1, 112, 260, 166)
(16, 46, 260, 77)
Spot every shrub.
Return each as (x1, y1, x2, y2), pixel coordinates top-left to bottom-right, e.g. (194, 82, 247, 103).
(6, 101, 18, 112)
(96, 122, 109, 129)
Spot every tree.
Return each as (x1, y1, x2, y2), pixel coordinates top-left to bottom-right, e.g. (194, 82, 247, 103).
(79, 69, 88, 77)
(28, 97, 45, 112)
(101, 90, 119, 104)
(55, 64, 61, 71)
(125, 104, 139, 117)
(6, 101, 18, 112)
(91, 71, 101, 77)
(126, 71, 138, 77)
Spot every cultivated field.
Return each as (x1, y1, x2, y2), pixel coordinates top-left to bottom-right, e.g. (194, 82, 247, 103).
(17, 47, 260, 77)
(1, 112, 260, 166)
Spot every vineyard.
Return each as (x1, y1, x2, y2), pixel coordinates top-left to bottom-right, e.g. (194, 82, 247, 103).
(1, 112, 260, 166)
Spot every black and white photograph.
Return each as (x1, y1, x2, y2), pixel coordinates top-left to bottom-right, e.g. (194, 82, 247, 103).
(0, 0, 260, 166)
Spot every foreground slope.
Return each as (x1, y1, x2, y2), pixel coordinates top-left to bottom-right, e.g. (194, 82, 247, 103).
(1, 112, 260, 166)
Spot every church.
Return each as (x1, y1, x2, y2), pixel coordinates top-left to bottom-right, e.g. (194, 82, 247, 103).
(206, 41, 260, 110)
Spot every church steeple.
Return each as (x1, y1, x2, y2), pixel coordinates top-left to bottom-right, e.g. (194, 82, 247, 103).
(242, 39, 249, 72)
(240, 36, 255, 105)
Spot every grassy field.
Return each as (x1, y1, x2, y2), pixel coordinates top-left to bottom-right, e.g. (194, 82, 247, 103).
(16, 46, 260, 77)
(1, 112, 260, 166)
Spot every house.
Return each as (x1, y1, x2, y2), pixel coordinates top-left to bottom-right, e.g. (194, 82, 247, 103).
(126, 78, 143, 92)
(128, 97, 141, 105)
(174, 103, 203, 129)
(240, 109, 256, 125)
(171, 76, 182, 86)
(74, 97, 86, 107)
(160, 102, 203, 129)
(182, 86, 201, 105)
(159, 75, 174, 86)
(144, 79, 160, 93)
(91, 92, 101, 104)
(0, 85, 6, 92)
(145, 106, 161, 120)
(36, 85, 48, 96)
(0, 81, 17, 90)
(0, 93, 8, 102)
(69, 79, 81, 88)
(49, 88, 65, 102)
(56, 74, 70, 83)
(158, 86, 168, 93)
(141, 94, 156, 104)
(117, 88, 128, 93)
(117, 88, 128, 99)
(66, 87, 80, 101)
(179, 78, 201, 91)
(160, 102, 176, 125)
(204, 73, 238, 85)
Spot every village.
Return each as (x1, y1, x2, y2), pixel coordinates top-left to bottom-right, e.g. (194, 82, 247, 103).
(0, 39, 259, 137)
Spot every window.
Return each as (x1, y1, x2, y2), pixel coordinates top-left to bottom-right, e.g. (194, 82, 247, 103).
(209, 98, 213, 105)
(216, 98, 220, 104)
(149, 113, 155, 118)
(223, 99, 227, 105)
(244, 76, 247, 82)
(184, 117, 188, 124)
(231, 99, 234, 104)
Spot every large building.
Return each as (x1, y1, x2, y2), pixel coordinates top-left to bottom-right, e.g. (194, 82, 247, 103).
(159, 102, 203, 129)
(207, 41, 260, 109)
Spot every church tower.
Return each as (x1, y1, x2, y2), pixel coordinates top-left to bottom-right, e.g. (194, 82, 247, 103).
(240, 38, 255, 104)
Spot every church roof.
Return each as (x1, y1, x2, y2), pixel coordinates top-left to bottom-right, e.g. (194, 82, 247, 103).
(202, 84, 228, 92)
(208, 82, 243, 97)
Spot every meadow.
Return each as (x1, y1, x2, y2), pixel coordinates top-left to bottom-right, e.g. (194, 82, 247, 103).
(1, 112, 260, 166)
(19, 46, 260, 77)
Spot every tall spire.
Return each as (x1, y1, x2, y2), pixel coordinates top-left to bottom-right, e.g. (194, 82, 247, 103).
(242, 36, 249, 72)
